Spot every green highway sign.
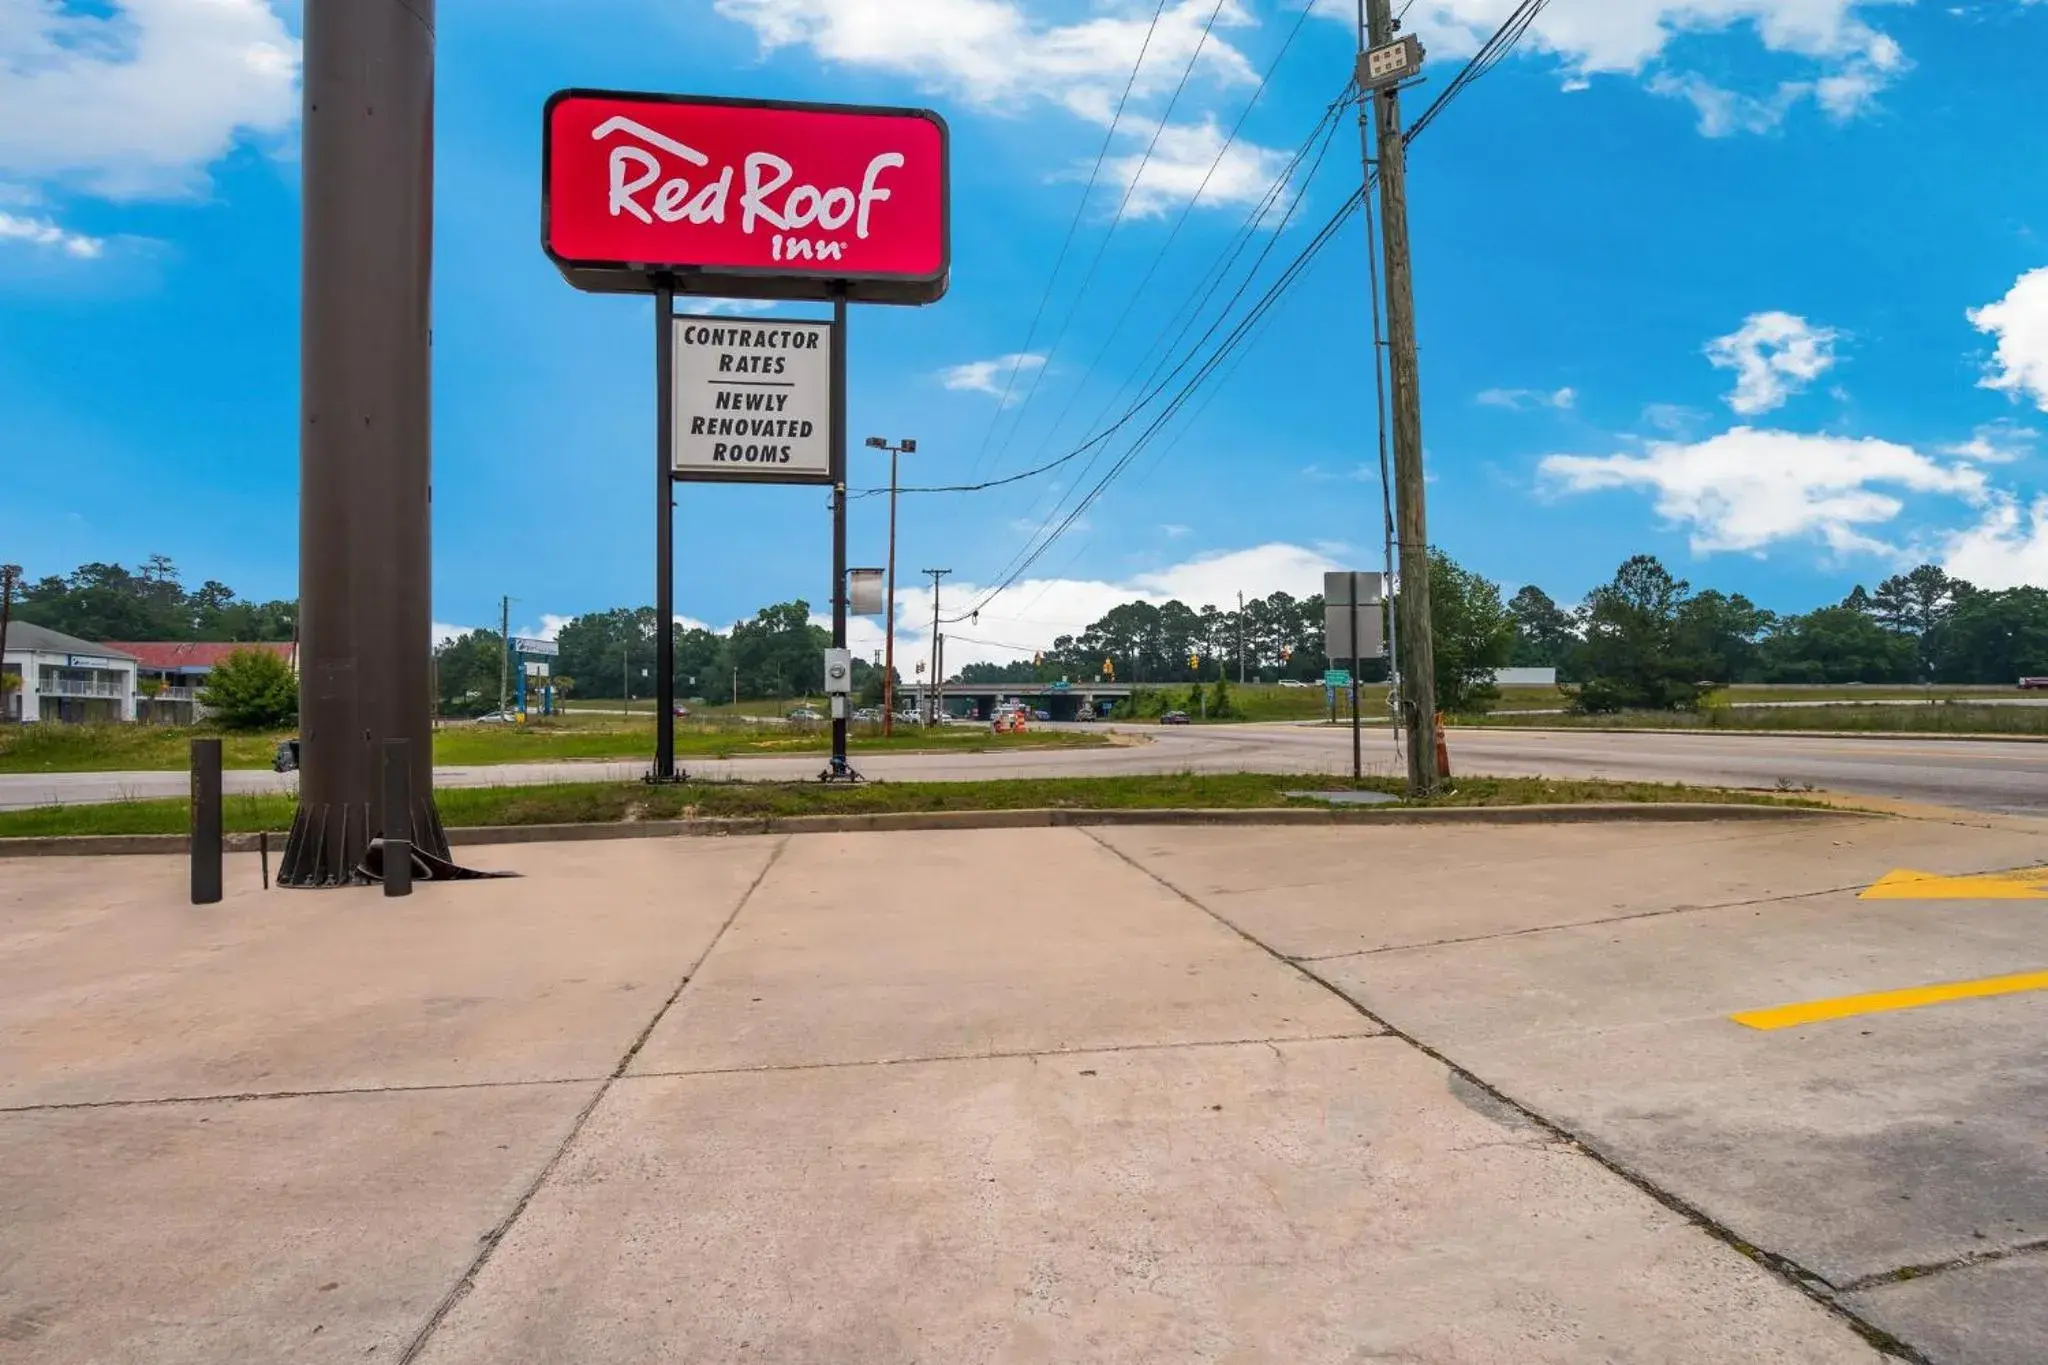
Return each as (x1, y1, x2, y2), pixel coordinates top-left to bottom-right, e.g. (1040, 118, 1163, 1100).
(1324, 670, 1352, 688)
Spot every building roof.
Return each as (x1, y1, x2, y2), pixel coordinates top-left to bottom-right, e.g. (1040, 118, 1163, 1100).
(1, 622, 138, 660)
(104, 641, 297, 672)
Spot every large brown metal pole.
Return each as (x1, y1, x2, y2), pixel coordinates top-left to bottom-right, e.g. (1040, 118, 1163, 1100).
(1363, 0, 1439, 794)
(281, 0, 447, 884)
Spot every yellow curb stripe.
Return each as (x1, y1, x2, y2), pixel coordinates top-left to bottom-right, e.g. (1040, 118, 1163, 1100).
(1733, 970, 2048, 1031)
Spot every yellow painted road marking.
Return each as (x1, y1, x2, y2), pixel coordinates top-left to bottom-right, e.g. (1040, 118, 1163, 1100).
(1733, 970, 2048, 1030)
(1861, 867, 2048, 900)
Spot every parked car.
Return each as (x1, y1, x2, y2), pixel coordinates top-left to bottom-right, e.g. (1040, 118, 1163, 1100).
(672, 704, 690, 718)
(1277, 679, 1312, 689)
(1160, 710, 1192, 725)
(787, 706, 825, 723)
(852, 707, 880, 722)
(473, 710, 516, 725)
(1033, 709, 1051, 722)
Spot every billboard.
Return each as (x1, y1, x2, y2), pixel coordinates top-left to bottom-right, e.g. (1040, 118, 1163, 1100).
(543, 90, 950, 304)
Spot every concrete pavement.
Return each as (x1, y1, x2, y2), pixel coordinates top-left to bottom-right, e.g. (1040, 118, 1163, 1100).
(9, 814, 2048, 1360)
(3, 722, 2046, 814)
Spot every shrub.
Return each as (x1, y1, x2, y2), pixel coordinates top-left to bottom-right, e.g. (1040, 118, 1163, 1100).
(200, 649, 298, 730)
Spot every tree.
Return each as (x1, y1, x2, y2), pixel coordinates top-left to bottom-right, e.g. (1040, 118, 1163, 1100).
(1566, 555, 1708, 712)
(1872, 564, 1968, 680)
(1757, 608, 1918, 683)
(200, 649, 298, 730)
(1928, 588, 2048, 683)
(14, 558, 295, 644)
(1422, 549, 1515, 713)
(1507, 585, 1576, 668)
(435, 630, 505, 714)
(1673, 590, 1773, 685)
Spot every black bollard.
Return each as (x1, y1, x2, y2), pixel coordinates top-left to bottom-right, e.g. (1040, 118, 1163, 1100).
(383, 737, 413, 897)
(191, 738, 222, 905)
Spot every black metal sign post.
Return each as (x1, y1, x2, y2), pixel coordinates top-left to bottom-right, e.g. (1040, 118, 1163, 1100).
(824, 292, 859, 783)
(652, 279, 681, 785)
(1349, 576, 1364, 785)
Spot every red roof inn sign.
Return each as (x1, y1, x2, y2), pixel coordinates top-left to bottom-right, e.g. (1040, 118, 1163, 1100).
(543, 90, 949, 303)
(542, 88, 949, 785)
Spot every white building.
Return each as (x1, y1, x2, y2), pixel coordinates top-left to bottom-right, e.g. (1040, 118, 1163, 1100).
(1, 622, 138, 723)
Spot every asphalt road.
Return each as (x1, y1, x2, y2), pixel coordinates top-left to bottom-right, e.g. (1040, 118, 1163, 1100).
(2, 723, 2043, 814)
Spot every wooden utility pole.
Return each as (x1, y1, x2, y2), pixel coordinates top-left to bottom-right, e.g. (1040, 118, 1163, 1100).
(922, 568, 949, 727)
(498, 595, 512, 716)
(0, 564, 18, 722)
(1361, 0, 1439, 793)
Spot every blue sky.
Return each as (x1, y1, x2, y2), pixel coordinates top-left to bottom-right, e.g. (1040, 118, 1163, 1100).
(3, 0, 2047, 666)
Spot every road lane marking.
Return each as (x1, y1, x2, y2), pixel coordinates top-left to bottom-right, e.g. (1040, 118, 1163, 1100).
(1860, 866, 2048, 899)
(1733, 970, 2048, 1030)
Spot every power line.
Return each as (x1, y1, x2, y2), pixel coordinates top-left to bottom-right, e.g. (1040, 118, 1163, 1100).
(960, 0, 1172, 482)
(1028, 0, 1317, 462)
(1405, 0, 1552, 143)
(976, 96, 1354, 596)
(951, 186, 1368, 620)
(954, 0, 1560, 618)
(979, 0, 1240, 481)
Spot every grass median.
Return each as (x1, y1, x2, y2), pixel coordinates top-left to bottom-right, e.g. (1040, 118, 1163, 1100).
(0, 718, 1107, 774)
(0, 773, 1823, 841)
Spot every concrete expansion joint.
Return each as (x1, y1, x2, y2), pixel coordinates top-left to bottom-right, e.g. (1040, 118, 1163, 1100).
(1076, 827, 1938, 1365)
(1833, 1236, 2048, 1296)
(623, 1030, 1390, 1083)
(0, 1075, 597, 1116)
(395, 836, 786, 1365)
(1287, 879, 1884, 963)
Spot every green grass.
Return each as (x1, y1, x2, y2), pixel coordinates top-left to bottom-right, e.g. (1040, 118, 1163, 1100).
(0, 717, 1106, 774)
(0, 772, 1818, 841)
(1460, 703, 2048, 736)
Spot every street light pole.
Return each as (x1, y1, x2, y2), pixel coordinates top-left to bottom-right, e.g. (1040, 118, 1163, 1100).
(865, 436, 920, 736)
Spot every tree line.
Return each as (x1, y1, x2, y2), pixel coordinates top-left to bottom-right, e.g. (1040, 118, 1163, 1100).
(11, 557, 296, 643)
(17, 552, 2044, 721)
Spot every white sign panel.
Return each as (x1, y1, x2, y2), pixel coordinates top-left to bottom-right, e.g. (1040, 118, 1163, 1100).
(673, 316, 834, 483)
(512, 636, 559, 657)
(848, 568, 886, 617)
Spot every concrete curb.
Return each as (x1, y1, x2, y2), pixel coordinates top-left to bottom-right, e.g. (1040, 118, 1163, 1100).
(0, 801, 1858, 859)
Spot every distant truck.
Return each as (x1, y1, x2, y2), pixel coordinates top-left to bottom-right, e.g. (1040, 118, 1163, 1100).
(2020, 677, 2048, 690)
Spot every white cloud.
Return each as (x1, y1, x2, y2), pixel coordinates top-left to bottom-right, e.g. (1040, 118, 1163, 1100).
(715, 0, 1256, 117)
(1332, 1, 1910, 134)
(1648, 72, 1811, 135)
(1969, 266, 2048, 413)
(941, 352, 1046, 402)
(1705, 311, 1842, 415)
(1539, 427, 1989, 556)
(1941, 419, 2038, 464)
(0, 209, 103, 258)
(713, 0, 1293, 221)
(1098, 113, 1295, 219)
(865, 541, 1340, 672)
(0, 0, 299, 199)
(1301, 463, 1378, 484)
(1478, 385, 1576, 411)
(1159, 523, 1192, 538)
(1942, 497, 2048, 589)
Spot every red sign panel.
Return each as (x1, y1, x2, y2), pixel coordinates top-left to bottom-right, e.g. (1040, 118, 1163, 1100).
(543, 90, 949, 305)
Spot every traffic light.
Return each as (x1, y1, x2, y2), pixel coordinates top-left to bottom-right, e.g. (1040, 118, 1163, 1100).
(1188, 653, 1199, 671)
(1103, 658, 1115, 679)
